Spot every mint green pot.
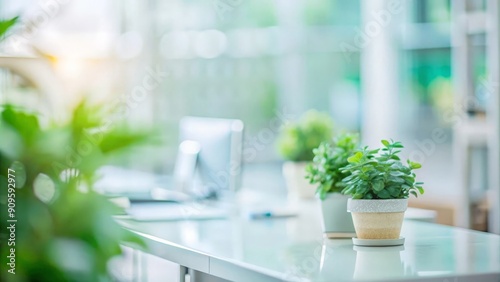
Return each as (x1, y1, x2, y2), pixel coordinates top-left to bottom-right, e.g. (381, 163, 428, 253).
(320, 193, 355, 234)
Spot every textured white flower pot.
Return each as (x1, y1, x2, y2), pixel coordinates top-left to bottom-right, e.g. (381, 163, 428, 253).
(347, 199, 408, 239)
(282, 161, 316, 199)
(320, 194, 355, 237)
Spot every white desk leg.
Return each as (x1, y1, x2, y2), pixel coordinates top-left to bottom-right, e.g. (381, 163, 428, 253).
(179, 265, 188, 282)
(132, 249, 146, 282)
(188, 269, 231, 282)
(455, 131, 472, 228)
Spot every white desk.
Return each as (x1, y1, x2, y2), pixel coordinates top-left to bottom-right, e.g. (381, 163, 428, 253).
(118, 197, 500, 282)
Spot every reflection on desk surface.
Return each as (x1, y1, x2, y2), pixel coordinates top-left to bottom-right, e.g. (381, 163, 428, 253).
(125, 202, 229, 221)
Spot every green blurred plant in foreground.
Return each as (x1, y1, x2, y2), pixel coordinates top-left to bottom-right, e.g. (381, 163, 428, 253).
(0, 16, 18, 38)
(0, 102, 150, 281)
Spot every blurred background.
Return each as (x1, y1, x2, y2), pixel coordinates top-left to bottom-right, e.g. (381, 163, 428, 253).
(0, 0, 498, 232)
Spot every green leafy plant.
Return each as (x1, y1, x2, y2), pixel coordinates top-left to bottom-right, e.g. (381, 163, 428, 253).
(0, 102, 150, 281)
(277, 110, 334, 162)
(340, 139, 424, 199)
(305, 133, 359, 200)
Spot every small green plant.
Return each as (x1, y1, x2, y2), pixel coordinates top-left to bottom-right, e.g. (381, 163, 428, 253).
(340, 139, 424, 199)
(277, 110, 334, 162)
(305, 133, 359, 200)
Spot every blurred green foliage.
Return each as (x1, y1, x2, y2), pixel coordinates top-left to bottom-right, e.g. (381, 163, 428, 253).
(239, 0, 277, 27)
(303, 0, 336, 25)
(410, 49, 452, 104)
(215, 0, 277, 28)
(0, 102, 150, 281)
(303, 0, 360, 26)
(276, 110, 334, 162)
(0, 16, 18, 38)
(412, 0, 451, 23)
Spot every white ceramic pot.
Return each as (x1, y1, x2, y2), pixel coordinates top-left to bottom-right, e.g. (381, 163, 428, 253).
(320, 194, 355, 237)
(347, 199, 408, 239)
(282, 161, 316, 199)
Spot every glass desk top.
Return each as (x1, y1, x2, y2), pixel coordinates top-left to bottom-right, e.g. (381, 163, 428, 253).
(117, 197, 500, 282)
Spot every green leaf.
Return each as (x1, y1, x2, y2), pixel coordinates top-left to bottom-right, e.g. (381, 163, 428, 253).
(410, 190, 418, 198)
(390, 171, 404, 177)
(358, 183, 369, 194)
(388, 186, 400, 197)
(377, 189, 391, 199)
(417, 186, 424, 194)
(347, 151, 363, 163)
(372, 180, 384, 192)
(353, 193, 364, 199)
(319, 189, 327, 200)
(392, 142, 404, 148)
(409, 161, 422, 169)
(99, 129, 151, 154)
(342, 186, 354, 195)
(0, 16, 18, 38)
(1, 105, 41, 145)
(343, 174, 355, 182)
(389, 177, 404, 183)
(381, 140, 390, 147)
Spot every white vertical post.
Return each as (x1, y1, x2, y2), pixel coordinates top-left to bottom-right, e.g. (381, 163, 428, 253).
(451, 0, 473, 229)
(360, 0, 400, 147)
(487, 0, 500, 235)
(274, 0, 306, 116)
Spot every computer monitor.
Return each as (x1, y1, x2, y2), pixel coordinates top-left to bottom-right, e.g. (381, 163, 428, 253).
(179, 116, 244, 197)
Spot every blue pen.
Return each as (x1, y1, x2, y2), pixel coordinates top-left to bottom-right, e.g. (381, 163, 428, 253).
(247, 210, 297, 220)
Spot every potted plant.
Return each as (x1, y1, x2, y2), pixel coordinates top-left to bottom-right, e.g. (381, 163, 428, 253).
(306, 133, 358, 238)
(341, 140, 424, 242)
(277, 110, 334, 199)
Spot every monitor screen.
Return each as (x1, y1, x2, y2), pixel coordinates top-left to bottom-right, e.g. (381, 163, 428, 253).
(179, 116, 243, 197)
